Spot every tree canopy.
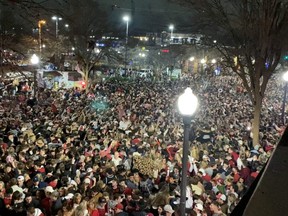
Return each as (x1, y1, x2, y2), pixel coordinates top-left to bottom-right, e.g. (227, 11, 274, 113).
(171, 0, 288, 145)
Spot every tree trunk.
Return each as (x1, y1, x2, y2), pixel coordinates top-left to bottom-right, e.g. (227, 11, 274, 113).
(85, 73, 89, 93)
(252, 96, 262, 147)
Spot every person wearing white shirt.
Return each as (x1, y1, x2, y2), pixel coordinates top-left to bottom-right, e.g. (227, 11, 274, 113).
(111, 152, 122, 166)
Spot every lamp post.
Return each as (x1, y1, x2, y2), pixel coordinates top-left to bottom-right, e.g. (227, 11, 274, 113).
(177, 88, 198, 216)
(200, 58, 206, 74)
(189, 57, 195, 73)
(282, 71, 288, 124)
(139, 53, 146, 68)
(38, 20, 46, 56)
(52, 16, 62, 38)
(30, 54, 39, 98)
(123, 15, 130, 75)
(169, 24, 174, 41)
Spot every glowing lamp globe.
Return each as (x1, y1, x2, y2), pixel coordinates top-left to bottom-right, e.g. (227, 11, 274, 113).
(30, 54, 39, 65)
(123, 16, 130, 22)
(177, 88, 198, 116)
(283, 71, 288, 82)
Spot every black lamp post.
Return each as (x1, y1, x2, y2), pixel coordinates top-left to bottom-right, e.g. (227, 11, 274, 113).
(30, 54, 40, 98)
(123, 15, 130, 75)
(177, 87, 198, 216)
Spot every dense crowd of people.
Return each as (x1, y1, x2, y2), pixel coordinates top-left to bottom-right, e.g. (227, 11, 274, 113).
(0, 73, 284, 216)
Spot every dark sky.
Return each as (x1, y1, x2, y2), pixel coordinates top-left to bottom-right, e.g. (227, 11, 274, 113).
(0, 0, 195, 35)
(97, 0, 195, 34)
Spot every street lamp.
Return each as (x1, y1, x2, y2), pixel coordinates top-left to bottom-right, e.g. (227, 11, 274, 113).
(177, 87, 198, 216)
(139, 53, 146, 57)
(200, 58, 206, 74)
(282, 71, 288, 124)
(189, 57, 195, 62)
(123, 15, 130, 75)
(30, 54, 39, 98)
(211, 59, 217, 64)
(38, 20, 46, 56)
(169, 24, 174, 41)
(52, 16, 62, 38)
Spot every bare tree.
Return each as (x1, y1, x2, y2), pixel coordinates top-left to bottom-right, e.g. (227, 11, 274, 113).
(171, 0, 288, 146)
(146, 45, 197, 79)
(56, 0, 122, 90)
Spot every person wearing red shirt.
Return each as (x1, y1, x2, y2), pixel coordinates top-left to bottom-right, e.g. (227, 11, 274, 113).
(232, 167, 240, 183)
(88, 201, 100, 216)
(97, 197, 108, 216)
(199, 170, 211, 182)
(240, 164, 251, 183)
(41, 186, 53, 216)
(228, 147, 239, 163)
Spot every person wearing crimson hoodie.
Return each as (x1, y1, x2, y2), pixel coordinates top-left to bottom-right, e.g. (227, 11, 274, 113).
(166, 142, 180, 161)
(231, 167, 241, 183)
(97, 197, 108, 216)
(41, 186, 54, 216)
(239, 161, 251, 183)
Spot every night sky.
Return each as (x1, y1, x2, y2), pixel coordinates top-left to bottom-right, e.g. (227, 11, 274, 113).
(0, 0, 195, 35)
(98, 0, 195, 34)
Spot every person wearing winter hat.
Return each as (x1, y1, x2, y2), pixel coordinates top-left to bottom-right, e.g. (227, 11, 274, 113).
(97, 197, 107, 216)
(163, 204, 174, 216)
(216, 193, 228, 214)
(41, 186, 54, 216)
(192, 203, 204, 216)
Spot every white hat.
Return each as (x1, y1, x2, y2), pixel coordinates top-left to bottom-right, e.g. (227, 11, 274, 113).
(199, 168, 206, 175)
(202, 155, 210, 160)
(64, 193, 74, 200)
(84, 178, 91, 184)
(17, 175, 24, 181)
(133, 152, 141, 157)
(217, 193, 227, 201)
(164, 205, 174, 213)
(195, 203, 203, 211)
(87, 167, 93, 173)
(194, 199, 204, 205)
(45, 186, 54, 193)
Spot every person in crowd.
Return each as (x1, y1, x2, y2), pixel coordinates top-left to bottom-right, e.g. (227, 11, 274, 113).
(0, 74, 283, 216)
